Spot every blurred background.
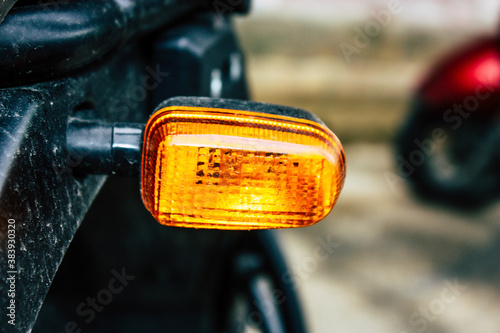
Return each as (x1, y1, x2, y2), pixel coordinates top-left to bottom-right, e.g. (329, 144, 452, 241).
(235, 0, 500, 332)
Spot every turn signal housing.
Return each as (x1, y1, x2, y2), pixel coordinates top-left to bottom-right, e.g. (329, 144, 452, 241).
(141, 97, 345, 230)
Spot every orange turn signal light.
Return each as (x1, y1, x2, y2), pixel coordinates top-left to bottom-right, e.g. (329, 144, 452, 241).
(141, 100, 345, 230)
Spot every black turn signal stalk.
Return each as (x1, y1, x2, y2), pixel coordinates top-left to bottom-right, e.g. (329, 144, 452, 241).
(66, 118, 144, 177)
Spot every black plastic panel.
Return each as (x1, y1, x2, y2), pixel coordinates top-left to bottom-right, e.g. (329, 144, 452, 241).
(151, 14, 250, 106)
(0, 43, 149, 332)
(0, 0, 202, 87)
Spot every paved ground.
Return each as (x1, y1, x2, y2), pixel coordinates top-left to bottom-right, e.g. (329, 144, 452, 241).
(236, 16, 500, 333)
(279, 143, 500, 333)
(238, 12, 500, 333)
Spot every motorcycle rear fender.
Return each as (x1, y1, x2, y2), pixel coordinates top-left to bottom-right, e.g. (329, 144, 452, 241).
(419, 36, 500, 115)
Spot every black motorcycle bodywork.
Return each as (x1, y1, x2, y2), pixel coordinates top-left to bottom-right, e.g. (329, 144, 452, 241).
(0, 1, 306, 332)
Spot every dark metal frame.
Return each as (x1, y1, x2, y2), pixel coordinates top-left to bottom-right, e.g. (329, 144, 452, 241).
(0, 1, 306, 332)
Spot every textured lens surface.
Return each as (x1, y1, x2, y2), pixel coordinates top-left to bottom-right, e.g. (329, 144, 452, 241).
(142, 107, 346, 230)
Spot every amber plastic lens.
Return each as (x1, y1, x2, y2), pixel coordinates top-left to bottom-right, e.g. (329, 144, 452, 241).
(141, 106, 346, 230)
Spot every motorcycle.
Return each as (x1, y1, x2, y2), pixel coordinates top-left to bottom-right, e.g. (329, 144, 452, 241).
(397, 33, 500, 207)
(0, 1, 346, 332)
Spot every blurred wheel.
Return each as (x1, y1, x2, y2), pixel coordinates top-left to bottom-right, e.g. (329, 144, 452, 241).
(225, 287, 267, 333)
(397, 101, 500, 207)
(221, 249, 297, 333)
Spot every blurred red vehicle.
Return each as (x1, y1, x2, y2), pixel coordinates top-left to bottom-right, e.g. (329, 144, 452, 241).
(398, 35, 500, 207)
